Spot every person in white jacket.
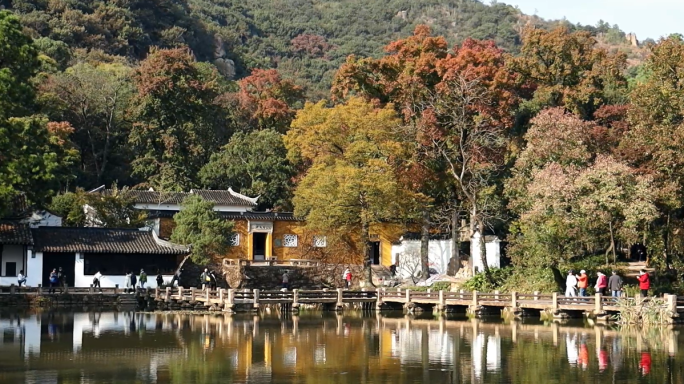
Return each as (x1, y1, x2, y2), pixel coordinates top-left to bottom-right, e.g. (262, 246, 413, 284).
(565, 270, 578, 297)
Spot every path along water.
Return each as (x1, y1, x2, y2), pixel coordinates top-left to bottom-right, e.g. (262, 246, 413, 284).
(0, 310, 682, 384)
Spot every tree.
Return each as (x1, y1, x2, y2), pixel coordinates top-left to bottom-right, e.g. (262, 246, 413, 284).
(40, 62, 135, 186)
(129, 47, 229, 190)
(0, 117, 79, 214)
(171, 195, 234, 265)
(199, 129, 295, 210)
(285, 98, 426, 281)
(233, 68, 305, 132)
(511, 26, 627, 119)
(0, 11, 40, 121)
(85, 185, 149, 228)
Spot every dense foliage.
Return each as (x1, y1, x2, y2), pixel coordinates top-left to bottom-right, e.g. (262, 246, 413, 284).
(3, 0, 684, 289)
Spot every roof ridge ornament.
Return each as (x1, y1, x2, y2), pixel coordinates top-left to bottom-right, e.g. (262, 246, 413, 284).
(228, 187, 259, 205)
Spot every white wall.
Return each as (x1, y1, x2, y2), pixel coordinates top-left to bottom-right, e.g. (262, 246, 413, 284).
(471, 232, 501, 274)
(1, 244, 24, 278)
(391, 239, 452, 278)
(74, 253, 172, 288)
(26, 250, 42, 287)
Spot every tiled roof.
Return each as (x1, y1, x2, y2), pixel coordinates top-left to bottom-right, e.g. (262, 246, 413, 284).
(0, 221, 33, 245)
(32, 228, 190, 255)
(148, 210, 302, 221)
(97, 188, 257, 207)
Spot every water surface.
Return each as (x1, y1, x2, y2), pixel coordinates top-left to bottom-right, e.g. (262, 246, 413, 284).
(0, 310, 681, 383)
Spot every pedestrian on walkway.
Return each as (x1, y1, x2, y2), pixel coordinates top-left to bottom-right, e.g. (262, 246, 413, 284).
(577, 270, 588, 296)
(343, 268, 352, 289)
(125, 272, 132, 293)
(608, 270, 623, 298)
(130, 271, 137, 293)
(49, 269, 58, 294)
(17, 270, 27, 287)
(156, 271, 164, 288)
(209, 270, 218, 290)
(200, 268, 211, 290)
(93, 271, 103, 292)
(139, 269, 147, 289)
(594, 272, 608, 295)
(170, 269, 182, 287)
(638, 269, 650, 297)
(282, 271, 289, 290)
(58, 267, 67, 293)
(565, 270, 578, 297)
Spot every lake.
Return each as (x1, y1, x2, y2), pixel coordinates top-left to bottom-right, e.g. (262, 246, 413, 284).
(0, 310, 681, 383)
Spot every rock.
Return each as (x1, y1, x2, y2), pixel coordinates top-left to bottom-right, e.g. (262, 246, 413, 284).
(396, 10, 408, 20)
(214, 58, 236, 79)
(626, 33, 639, 47)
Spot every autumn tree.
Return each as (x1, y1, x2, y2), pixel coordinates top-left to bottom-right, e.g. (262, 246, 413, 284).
(511, 26, 628, 119)
(40, 63, 135, 186)
(171, 195, 234, 265)
(232, 68, 305, 132)
(199, 129, 295, 210)
(285, 98, 426, 281)
(129, 47, 229, 190)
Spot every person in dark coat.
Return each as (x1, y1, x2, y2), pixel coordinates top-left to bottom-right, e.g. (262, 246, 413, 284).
(130, 272, 137, 293)
(156, 271, 164, 288)
(608, 270, 623, 298)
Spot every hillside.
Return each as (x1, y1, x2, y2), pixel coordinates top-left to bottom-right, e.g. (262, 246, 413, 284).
(2, 0, 644, 98)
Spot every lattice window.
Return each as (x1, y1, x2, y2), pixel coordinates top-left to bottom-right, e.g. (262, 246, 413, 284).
(313, 236, 327, 248)
(283, 234, 298, 247)
(229, 233, 240, 246)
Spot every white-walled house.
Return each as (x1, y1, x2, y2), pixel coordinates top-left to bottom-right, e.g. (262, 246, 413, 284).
(30, 227, 189, 288)
(0, 222, 33, 286)
(390, 231, 502, 279)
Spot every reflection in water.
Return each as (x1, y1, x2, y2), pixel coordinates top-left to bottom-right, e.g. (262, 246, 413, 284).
(0, 311, 682, 384)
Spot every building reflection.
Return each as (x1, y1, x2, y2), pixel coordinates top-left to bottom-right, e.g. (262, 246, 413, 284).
(0, 311, 681, 384)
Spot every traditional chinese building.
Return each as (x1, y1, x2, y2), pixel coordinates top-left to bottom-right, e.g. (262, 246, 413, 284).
(90, 188, 400, 266)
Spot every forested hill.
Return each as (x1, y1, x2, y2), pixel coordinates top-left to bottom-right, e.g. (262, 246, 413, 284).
(2, 0, 641, 98)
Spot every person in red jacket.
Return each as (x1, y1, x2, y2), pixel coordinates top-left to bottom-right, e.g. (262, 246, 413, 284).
(577, 270, 589, 296)
(638, 269, 650, 297)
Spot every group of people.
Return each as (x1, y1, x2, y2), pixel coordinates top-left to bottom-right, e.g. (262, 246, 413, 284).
(48, 267, 67, 293)
(565, 269, 651, 297)
(200, 268, 218, 290)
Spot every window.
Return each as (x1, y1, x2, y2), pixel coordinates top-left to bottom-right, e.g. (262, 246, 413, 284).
(283, 234, 298, 247)
(229, 233, 240, 246)
(4, 262, 16, 277)
(313, 236, 327, 248)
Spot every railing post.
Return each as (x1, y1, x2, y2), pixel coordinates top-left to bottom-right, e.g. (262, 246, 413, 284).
(293, 289, 299, 309)
(190, 287, 196, 302)
(37, 284, 43, 295)
(336, 288, 344, 310)
(253, 289, 260, 309)
(552, 292, 559, 311)
(472, 291, 479, 307)
(155, 286, 159, 298)
(666, 294, 677, 314)
(534, 291, 540, 301)
(511, 291, 517, 308)
(89, 285, 94, 294)
(438, 290, 445, 312)
(227, 289, 235, 306)
(595, 293, 603, 314)
(205, 287, 210, 302)
(494, 290, 500, 301)
(459, 289, 464, 300)
(405, 288, 411, 303)
(10, 285, 16, 295)
(219, 288, 225, 303)
(165, 287, 171, 301)
(114, 284, 119, 295)
(178, 286, 183, 299)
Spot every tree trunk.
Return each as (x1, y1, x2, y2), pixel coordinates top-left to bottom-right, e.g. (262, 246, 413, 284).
(477, 216, 489, 275)
(361, 218, 373, 286)
(449, 205, 461, 276)
(420, 210, 430, 280)
(608, 221, 617, 265)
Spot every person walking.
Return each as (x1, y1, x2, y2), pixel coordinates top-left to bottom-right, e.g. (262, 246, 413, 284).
(565, 270, 578, 297)
(170, 269, 182, 287)
(608, 270, 623, 298)
(139, 269, 148, 289)
(209, 270, 218, 290)
(389, 263, 397, 277)
(577, 270, 589, 296)
(156, 271, 164, 288)
(594, 272, 608, 296)
(130, 271, 137, 293)
(125, 272, 132, 293)
(638, 269, 650, 297)
(343, 268, 352, 289)
(58, 267, 66, 293)
(282, 271, 289, 290)
(93, 271, 103, 292)
(17, 270, 27, 287)
(49, 268, 59, 294)
(200, 268, 211, 290)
